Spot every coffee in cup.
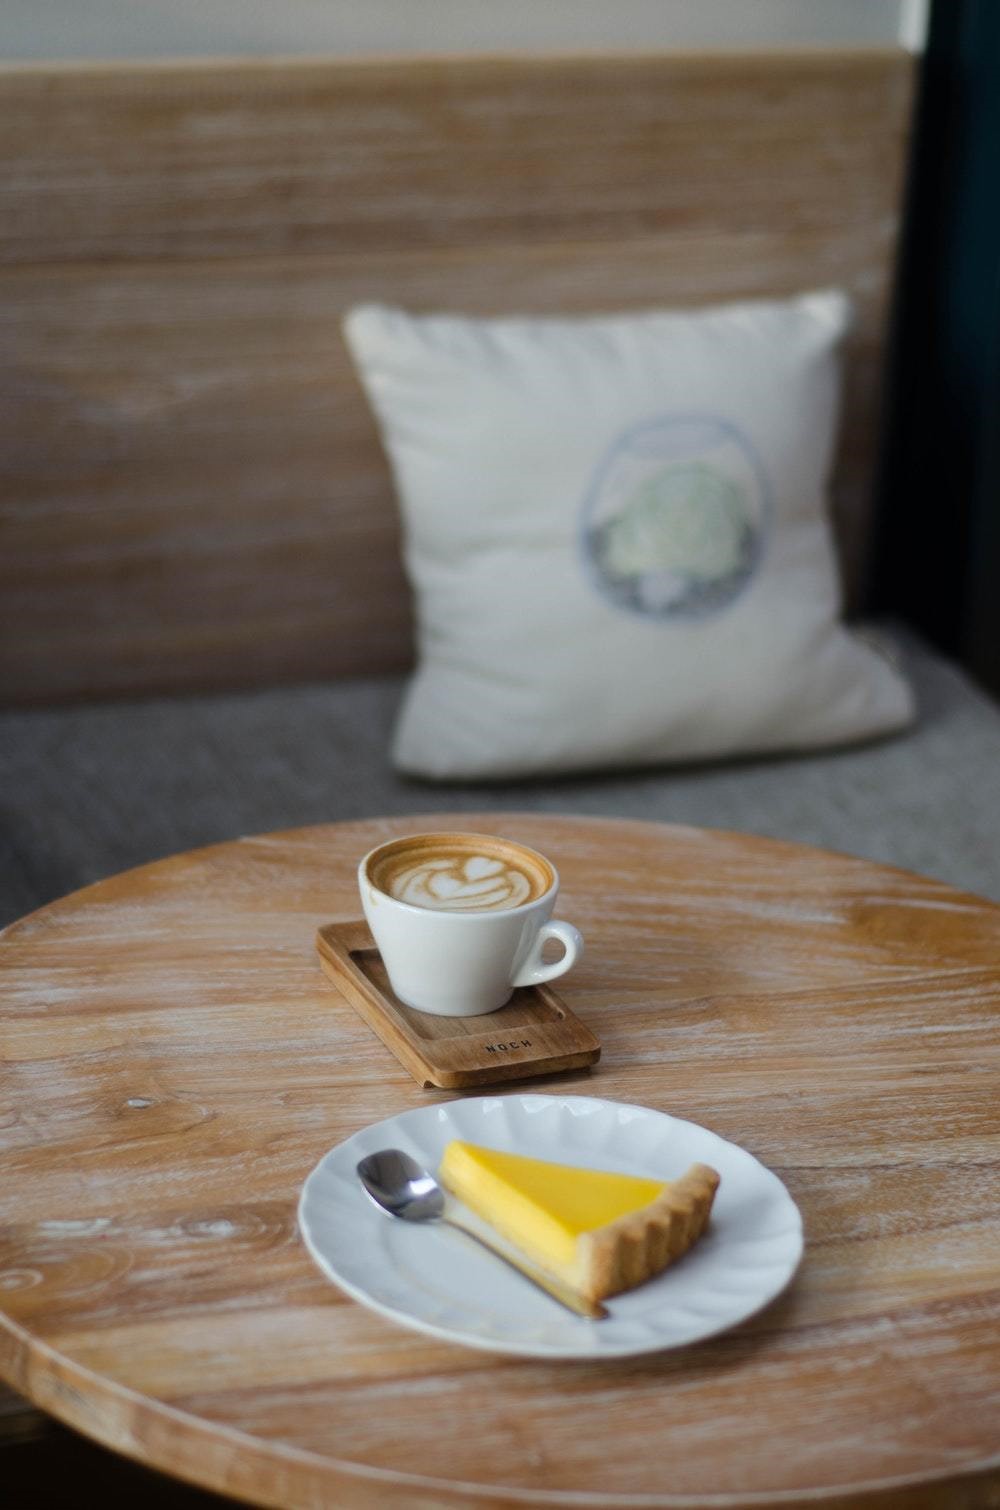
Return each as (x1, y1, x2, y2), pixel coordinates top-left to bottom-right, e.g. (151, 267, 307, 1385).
(366, 832, 552, 913)
(358, 832, 583, 1017)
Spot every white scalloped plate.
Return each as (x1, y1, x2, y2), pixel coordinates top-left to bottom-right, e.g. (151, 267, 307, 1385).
(298, 1093, 803, 1358)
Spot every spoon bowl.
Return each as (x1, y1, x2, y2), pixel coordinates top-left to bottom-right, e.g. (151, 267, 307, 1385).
(357, 1148, 445, 1221)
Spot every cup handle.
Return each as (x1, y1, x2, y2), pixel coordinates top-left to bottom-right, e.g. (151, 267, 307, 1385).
(511, 920, 583, 989)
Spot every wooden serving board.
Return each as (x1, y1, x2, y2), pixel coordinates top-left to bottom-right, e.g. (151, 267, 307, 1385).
(315, 920, 600, 1089)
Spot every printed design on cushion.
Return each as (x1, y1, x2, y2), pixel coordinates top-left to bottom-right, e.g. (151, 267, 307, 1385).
(579, 415, 770, 619)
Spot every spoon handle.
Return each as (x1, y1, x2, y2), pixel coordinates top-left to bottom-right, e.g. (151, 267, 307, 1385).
(442, 1208, 608, 1321)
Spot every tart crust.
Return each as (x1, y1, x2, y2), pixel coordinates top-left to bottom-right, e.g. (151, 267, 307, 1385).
(573, 1163, 720, 1301)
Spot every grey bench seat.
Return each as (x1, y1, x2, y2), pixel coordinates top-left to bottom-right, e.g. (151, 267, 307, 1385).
(3, 625, 1000, 931)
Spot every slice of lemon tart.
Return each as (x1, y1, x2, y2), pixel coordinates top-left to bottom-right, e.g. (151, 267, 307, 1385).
(439, 1140, 720, 1302)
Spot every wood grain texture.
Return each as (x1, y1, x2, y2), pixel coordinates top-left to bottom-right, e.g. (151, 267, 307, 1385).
(316, 919, 601, 1088)
(2, 813, 1000, 1509)
(0, 50, 915, 703)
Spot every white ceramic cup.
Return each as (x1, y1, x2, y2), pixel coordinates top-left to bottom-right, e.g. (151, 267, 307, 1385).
(358, 831, 583, 1016)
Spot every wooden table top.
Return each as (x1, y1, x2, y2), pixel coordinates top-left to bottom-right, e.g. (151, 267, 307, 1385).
(2, 813, 999, 1509)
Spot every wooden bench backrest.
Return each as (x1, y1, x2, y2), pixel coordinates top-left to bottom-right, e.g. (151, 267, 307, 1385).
(0, 50, 914, 704)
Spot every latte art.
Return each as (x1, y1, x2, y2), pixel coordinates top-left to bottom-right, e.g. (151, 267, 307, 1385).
(367, 833, 552, 914)
(392, 854, 532, 911)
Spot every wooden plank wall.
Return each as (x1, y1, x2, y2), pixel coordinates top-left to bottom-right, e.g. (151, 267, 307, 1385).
(0, 51, 915, 704)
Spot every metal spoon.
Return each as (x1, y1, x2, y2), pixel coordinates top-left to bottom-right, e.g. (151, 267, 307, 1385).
(356, 1148, 607, 1321)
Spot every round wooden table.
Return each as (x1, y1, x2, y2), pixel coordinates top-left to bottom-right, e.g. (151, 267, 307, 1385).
(2, 814, 1000, 1508)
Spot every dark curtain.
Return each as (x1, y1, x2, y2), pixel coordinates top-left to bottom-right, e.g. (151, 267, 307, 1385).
(872, 0, 1000, 696)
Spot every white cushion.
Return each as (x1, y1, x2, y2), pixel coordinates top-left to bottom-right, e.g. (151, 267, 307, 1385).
(344, 292, 914, 779)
